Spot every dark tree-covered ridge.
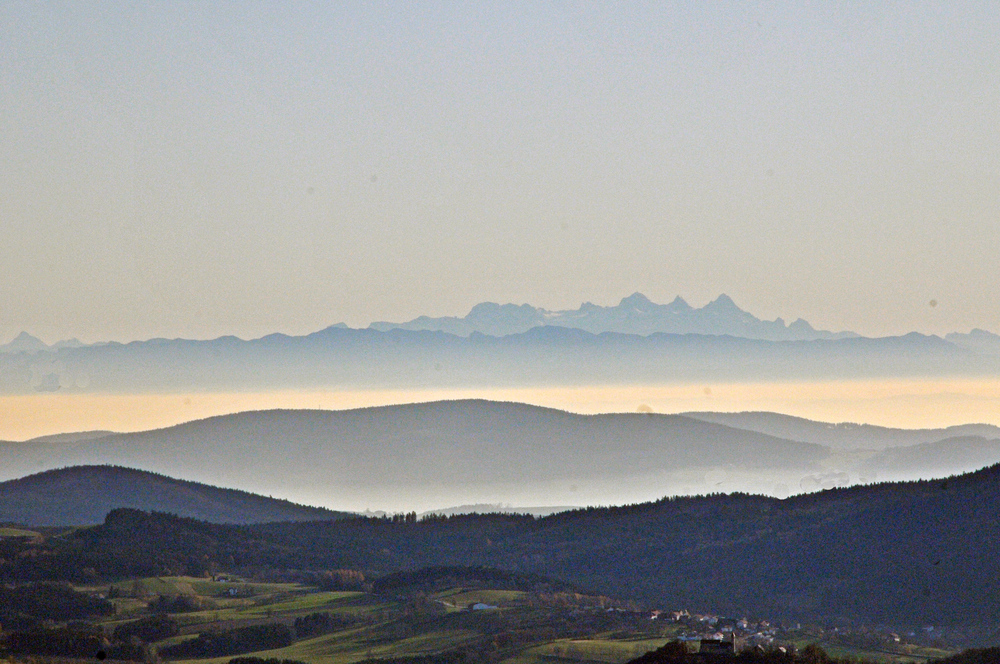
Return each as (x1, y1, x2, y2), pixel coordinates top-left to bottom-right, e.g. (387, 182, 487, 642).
(0, 465, 350, 526)
(4, 463, 1000, 629)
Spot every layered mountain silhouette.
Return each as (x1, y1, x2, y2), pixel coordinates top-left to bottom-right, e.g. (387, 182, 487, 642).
(0, 465, 350, 526)
(3, 401, 999, 512)
(0, 332, 49, 354)
(945, 328, 1000, 356)
(5, 293, 1000, 395)
(370, 293, 859, 340)
(0, 323, 988, 396)
(681, 411, 1000, 450)
(0, 331, 86, 354)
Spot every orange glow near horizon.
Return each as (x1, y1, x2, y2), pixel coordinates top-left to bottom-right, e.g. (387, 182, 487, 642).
(3, 379, 1000, 441)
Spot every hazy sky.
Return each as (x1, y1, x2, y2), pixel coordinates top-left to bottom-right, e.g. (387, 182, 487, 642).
(3, 2, 999, 344)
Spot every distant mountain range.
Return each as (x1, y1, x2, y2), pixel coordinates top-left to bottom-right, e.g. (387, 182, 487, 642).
(0, 465, 350, 526)
(8, 291, 998, 350)
(417, 503, 578, 518)
(370, 293, 860, 340)
(1, 323, 997, 396)
(3, 294, 1000, 394)
(681, 411, 1000, 450)
(4, 293, 849, 351)
(3, 401, 999, 512)
(0, 331, 87, 354)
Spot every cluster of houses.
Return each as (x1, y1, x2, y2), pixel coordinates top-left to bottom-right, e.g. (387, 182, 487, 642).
(211, 574, 249, 597)
(644, 609, 956, 656)
(651, 609, 785, 650)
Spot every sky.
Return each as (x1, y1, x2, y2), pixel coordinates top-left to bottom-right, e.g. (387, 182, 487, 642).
(3, 2, 999, 344)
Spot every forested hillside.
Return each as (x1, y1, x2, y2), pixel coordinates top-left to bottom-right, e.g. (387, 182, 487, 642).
(0, 465, 350, 525)
(4, 463, 1000, 630)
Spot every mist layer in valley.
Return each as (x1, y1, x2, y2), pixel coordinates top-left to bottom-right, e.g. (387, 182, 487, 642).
(4, 400, 999, 513)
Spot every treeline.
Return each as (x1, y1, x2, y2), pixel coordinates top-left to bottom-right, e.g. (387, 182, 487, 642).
(0, 582, 114, 630)
(0, 607, 169, 662)
(931, 647, 1000, 664)
(1, 624, 151, 662)
(355, 653, 471, 664)
(3, 625, 108, 659)
(1, 611, 291, 662)
(293, 611, 355, 639)
(160, 623, 293, 658)
(629, 642, 1000, 664)
(629, 642, 870, 664)
(147, 592, 215, 613)
(628, 641, 1000, 664)
(371, 566, 583, 596)
(112, 615, 180, 642)
(0, 508, 537, 584)
(0, 508, 330, 582)
(313, 568, 367, 591)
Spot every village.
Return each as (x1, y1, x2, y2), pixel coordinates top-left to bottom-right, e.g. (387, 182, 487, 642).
(638, 608, 957, 659)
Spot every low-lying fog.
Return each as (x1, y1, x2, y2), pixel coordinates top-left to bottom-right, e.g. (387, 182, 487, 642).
(4, 382, 1000, 513)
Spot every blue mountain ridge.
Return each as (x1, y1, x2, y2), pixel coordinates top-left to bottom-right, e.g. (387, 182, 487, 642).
(369, 292, 861, 341)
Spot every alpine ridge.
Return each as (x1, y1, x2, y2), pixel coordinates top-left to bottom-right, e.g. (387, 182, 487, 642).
(369, 293, 859, 340)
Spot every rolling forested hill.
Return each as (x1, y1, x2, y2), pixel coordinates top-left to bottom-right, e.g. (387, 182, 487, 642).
(681, 411, 1000, 450)
(5, 401, 1000, 511)
(0, 465, 350, 525)
(0, 401, 832, 510)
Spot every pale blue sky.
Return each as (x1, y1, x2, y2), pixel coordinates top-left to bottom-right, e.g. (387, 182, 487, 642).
(2, 2, 998, 342)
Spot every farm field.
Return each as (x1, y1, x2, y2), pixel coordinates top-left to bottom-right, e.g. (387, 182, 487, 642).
(0, 527, 39, 538)
(75, 572, 686, 664)
(29, 572, 946, 664)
